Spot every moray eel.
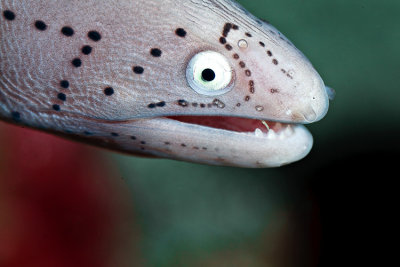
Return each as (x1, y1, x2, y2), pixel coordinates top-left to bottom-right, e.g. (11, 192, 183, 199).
(0, 0, 332, 168)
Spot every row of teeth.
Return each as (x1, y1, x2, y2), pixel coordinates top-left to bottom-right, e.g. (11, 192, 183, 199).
(253, 123, 294, 140)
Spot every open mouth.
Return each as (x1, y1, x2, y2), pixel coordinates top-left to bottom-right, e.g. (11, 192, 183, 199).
(167, 116, 292, 137)
(143, 115, 313, 167)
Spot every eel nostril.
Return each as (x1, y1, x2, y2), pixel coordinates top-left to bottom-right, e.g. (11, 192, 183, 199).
(325, 86, 336, 101)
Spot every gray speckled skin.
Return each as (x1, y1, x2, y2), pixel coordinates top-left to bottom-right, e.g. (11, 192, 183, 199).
(0, 0, 330, 167)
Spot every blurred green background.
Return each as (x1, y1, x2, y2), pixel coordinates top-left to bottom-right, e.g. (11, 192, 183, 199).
(112, 0, 399, 266)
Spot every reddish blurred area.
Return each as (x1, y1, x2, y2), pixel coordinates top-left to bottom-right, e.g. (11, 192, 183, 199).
(0, 122, 137, 267)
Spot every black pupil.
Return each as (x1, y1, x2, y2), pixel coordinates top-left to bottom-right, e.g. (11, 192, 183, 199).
(202, 68, 216, 82)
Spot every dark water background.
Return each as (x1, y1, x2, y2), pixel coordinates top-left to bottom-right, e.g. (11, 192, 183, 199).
(113, 0, 399, 266)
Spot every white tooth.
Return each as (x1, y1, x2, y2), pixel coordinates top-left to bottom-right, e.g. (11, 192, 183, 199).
(255, 128, 263, 138)
(283, 125, 294, 137)
(267, 129, 277, 140)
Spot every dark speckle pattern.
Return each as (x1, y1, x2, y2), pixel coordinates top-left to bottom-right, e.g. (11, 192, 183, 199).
(104, 87, 114, 96)
(175, 28, 187, 37)
(218, 22, 256, 107)
(81, 45, 92, 55)
(57, 93, 66, 101)
(3, 10, 15, 21)
(60, 80, 69, 88)
(34, 20, 47, 31)
(88, 30, 101, 41)
(61, 26, 74, 36)
(52, 104, 60, 111)
(133, 66, 144, 74)
(71, 58, 82, 68)
(178, 99, 188, 107)
(150, 48, 162, 57)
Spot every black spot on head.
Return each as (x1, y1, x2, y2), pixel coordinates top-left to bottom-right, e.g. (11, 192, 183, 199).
(245, 70, 252, 77)
(57, 93, 66, 101)
(245, 32, 252, 37)
(225, 44, 233, 51)
(60, 80, 69, 88)
(71, 58, 82, 68)
(34, 20, 47, 31)
(88, 31, 101, 41)
(130, 136, 137, 140)
(61, 26, 74, 36)
(104, 87, 114, 96)
(219, 37, 227, 44)
(233, 53, 240, 60)
(222, 23, 232, 37)
(148, 103, 156, 108)
(111, 132, 119, 137)
(156, 101, 166, 107)
(3, 10, 15, 21)
(272, 59, 279, 65)
(11, 111, 20, 121)
(175, 28, 187, 37)
(239, 61, 246, 68)
(232, 24, 239, 30)
(178, 99, 188, 107)
(150, 48, 162, 57)
(140, 141, 146, 145)
(133, 66, 144, 74)
(259, 41, 265, 47)
(52, 104, 60, 111)
(81, 45, 92, 55)
(267, 50, 273, 57)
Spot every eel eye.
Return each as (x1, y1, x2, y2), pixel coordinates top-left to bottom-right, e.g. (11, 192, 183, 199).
(186, 51, 235, 96)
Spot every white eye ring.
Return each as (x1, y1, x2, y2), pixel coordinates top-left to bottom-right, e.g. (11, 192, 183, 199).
(186, 51, 235, 96)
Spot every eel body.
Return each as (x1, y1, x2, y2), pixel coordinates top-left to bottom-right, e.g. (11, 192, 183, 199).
(0, 0, 331, 167)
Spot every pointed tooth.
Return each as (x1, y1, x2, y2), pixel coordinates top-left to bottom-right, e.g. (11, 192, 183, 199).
(255, 128, 263, 138)
(267, 129, 277, 140)
(284, 125, 294, 136)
